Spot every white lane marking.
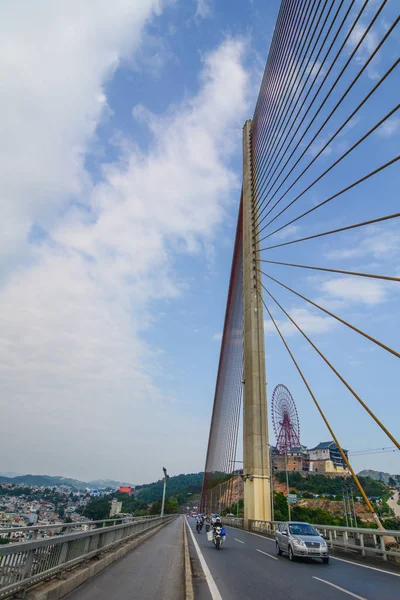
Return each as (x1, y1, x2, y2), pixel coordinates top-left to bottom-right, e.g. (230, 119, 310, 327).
(185, 519, 223, 600)
(225, 526, 275, 542)
(313, 576, 367, 600)
(330, 556, 400, 578)
(256, 548, 278, 560)
(234, 538, 244, 544)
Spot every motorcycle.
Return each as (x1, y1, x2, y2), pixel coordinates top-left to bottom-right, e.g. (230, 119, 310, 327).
(196, 521, 203, 533)
(205, 523, 211, 532)
(213, 526, 225, 549)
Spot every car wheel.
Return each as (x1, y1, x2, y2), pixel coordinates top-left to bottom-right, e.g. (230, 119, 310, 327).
(322, 557, 329, 564)
(276, 542, 282, 556)
(288, 545, 296, 561)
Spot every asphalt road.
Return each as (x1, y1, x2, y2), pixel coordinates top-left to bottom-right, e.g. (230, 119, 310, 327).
(66, 517, 184, 600)
(186, 518, 400, 600)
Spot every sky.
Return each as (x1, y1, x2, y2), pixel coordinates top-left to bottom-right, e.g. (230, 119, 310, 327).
(0, 0, 398, 484)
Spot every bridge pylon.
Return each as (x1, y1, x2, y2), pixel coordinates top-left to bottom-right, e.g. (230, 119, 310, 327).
(242, 119, 271, 529)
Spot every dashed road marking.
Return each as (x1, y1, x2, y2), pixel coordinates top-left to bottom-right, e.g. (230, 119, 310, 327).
(330, 556, 400, 578)
(313, 576, 367, 599)
(256, 548, 278, 560)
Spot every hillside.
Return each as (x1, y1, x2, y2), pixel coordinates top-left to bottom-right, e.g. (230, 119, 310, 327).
(135, 472, 203, 505)
(276, 471, 391, 499)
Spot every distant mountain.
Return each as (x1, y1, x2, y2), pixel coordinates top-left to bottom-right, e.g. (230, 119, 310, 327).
(0, 472, 22, 478)
(0, 473, 135, 490)
(358, 470, 399, 485)
(0, 474, 88, 489)
(88, 479, 134, 489)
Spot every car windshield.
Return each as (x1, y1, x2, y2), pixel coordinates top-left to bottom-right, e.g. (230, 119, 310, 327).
(289, 524, 318, 536)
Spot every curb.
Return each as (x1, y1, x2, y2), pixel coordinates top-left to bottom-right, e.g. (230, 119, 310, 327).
(25, 519, 175, 600)
(183, 519, 194, 600)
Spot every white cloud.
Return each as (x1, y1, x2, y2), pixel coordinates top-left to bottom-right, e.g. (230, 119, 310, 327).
(212, 332, 223, 342)
(348, 23, 381, 80)
(319, 277, 388, 306)
(325, 228, 400, 260)
(195, 0, 212, 19)
(307, 138, 332, 158)
(349, 24, 378, 54)
(264, 307, 336, 337)
(0, 0, 168, 264)
(376, 117, 400, 138)
(271, 225, 300, 240)
(0, 2, 250, 482)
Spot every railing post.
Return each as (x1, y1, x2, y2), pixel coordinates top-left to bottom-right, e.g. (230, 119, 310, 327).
(21, 530, 38, 582)
(328, 530, 333, 549)
(242, 119, 271, 530)
(359, 533, 365, 557)
(379, 534, 387, 561)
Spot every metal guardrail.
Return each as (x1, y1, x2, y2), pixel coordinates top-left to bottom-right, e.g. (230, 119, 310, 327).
(0, 515, 177, 598)
(0, 515, 157, 541)
(223, 518, 400, 563)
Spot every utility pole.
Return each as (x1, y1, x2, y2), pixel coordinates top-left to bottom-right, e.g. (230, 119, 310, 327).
(285, 448, 291, 521)
(351, 491, 357, 527)
(161, 467, 169, 517)
(342, 487, 349, 527)
(242, 119, 271, 529)
(269, 445, 275, 522)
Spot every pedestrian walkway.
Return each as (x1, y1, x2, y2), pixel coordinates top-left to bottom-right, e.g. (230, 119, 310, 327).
(66, 516, 184, 600)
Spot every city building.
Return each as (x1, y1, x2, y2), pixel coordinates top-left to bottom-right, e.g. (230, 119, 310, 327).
(272, 445, 309, 472)
(110, 499, 122, 517)
(271, 440, 349, 475)
(308, 441, 348, 473)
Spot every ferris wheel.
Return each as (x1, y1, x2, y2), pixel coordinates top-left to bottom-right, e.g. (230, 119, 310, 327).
(271, 384, 301, 454)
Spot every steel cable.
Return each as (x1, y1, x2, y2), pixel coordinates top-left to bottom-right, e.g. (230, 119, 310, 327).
(260, 282, 400, 449)
(255, 1, 394, 226)
(258, 269, 400, 360)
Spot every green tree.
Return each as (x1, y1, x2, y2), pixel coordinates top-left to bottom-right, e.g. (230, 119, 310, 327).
(82, 497, 111, 521)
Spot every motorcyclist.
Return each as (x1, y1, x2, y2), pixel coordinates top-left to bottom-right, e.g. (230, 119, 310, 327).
(196, 515, 203, 532)
(212, 517, 226, 545)
(205, 515, 211, 531)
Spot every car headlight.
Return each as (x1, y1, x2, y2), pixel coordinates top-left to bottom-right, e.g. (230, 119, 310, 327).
(321, 541, 328, 548)
(292, 538, 305, 547)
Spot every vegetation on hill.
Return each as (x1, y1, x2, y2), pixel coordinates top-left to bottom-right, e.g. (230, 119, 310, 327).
(81, 492, 179, 521)
(275, 472, 391, 500)
(135, 472, 203, 505)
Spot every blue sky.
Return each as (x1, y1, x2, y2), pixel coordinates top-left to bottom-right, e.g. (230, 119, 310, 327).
(0, 0, 398, 483)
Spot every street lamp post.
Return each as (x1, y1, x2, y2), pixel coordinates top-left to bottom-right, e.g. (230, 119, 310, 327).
(161, 467, 169, 517)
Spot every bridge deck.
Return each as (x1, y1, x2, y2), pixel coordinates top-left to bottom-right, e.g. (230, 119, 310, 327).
(187, 518, 400, 600)
(66, 517, 184, 600)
